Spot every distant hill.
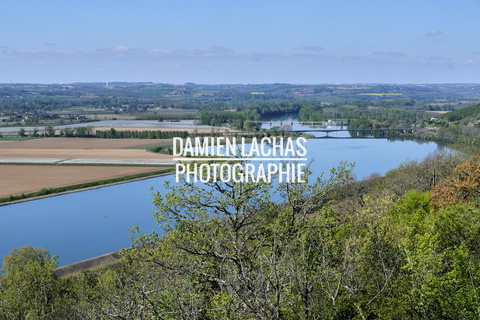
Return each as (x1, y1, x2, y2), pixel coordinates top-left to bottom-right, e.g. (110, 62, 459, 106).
(440, 103, 480, 122)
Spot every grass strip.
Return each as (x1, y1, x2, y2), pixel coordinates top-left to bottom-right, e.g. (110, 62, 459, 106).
(0, 137, 40, 141)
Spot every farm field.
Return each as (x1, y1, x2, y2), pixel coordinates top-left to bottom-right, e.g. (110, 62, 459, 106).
(0, 165, 167, 198)
(0, 138, 175, 159)
(0, 138, 176, 198)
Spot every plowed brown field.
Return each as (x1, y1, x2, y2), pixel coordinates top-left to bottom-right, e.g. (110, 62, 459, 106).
(0, 165, 167, 198)
(0, 138, 174, 159)
(0, 138, 175, 198)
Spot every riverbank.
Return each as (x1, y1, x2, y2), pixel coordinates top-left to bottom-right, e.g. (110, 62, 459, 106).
(55, 249, 123, 277)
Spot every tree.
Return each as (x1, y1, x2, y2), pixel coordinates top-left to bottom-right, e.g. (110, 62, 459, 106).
(45, 125, 55, 137)
(74, 126, 93, 137)
(381, 151, 464, 197)
(430, 156, 480, 207)
(0, 246, 65, 319)
(125, 160, 355, 319)
(243, 120, 259, 131)
(18, 128, 26, 137)
(107, 127, 117, 138)
(60, 127, 75, 137)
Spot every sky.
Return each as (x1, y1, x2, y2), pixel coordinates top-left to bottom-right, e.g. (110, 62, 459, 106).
(1, 0, 479, 84)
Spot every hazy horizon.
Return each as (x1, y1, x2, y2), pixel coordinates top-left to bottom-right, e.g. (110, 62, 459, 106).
(1, 82, 479, 86)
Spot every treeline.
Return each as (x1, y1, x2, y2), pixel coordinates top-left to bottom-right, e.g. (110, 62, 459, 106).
(435, 125, 480, 149)
(427, 103, 480, 150)
(14, 126, 190, 139)
(239, 101, 305, 118)
(441, 102, 480, 122)
(198, 101, 312, 126)
(0, 93, 198, 114)
(0, 97, 152, 114)
(95, 128, 188, 139)
(197, 110, 261, 130)
(6, 152, 480, 319)
(299, 104, 429, 124)
(380, 102, 480, 151)
(334, 101, 480, 151)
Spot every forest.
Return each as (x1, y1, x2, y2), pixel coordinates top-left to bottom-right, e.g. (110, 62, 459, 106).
(2, 151, 480, 319)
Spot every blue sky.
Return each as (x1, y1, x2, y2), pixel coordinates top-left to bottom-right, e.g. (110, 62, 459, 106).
(1, 0, 479, 84)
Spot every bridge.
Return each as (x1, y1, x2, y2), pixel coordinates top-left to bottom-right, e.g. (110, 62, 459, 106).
(219, 128, 412, 138)
(291, 128, 412, 136)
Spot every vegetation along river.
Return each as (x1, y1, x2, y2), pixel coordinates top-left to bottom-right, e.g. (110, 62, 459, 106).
(0, 121, 447, 266)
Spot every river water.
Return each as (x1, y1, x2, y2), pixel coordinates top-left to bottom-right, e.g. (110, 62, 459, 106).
(0, 122, 445, 266)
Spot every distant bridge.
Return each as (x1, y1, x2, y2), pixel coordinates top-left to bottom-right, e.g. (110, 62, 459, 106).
(220, 128, 412, 138)
(291, 128, 412, 136)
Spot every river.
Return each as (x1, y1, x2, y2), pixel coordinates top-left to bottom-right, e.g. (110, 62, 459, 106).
(0, 122, 446, 266)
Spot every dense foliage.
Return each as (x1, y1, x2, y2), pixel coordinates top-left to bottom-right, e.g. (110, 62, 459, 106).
(3, 152, 480, 319)
(431, 103, 480, 150)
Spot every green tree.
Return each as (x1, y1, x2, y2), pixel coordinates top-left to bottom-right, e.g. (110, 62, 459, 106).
(125, 161, 355, 319)
(74, 126, 93, 137)
(45, 125, 55, 137)
(0, 246, 65, 319)
(108, 127, 117, 138)
(59, 127, 75, 137)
